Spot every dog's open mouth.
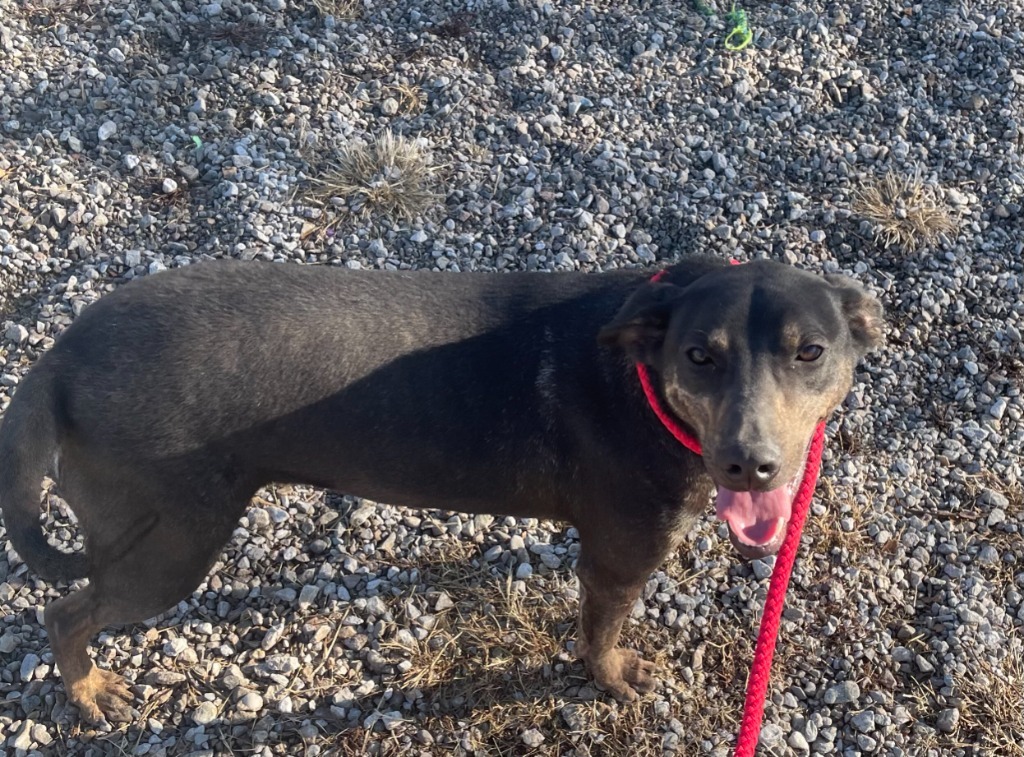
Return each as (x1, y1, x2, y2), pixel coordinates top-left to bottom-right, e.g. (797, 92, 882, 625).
(714, 445, 810, 560)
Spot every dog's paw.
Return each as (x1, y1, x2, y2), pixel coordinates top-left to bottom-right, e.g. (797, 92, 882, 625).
(70, 667, 136, 725)
(589, 647, 658, 702)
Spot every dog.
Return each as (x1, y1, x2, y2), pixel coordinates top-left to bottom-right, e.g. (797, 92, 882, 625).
(0, 256, 883, 724)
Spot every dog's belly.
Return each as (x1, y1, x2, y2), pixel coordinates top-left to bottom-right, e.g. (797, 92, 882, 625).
(225, 373, 576, 523)
(260, 436, 571, 524)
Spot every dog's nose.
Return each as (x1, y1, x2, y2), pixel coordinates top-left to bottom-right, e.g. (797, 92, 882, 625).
(720, 444, 782, 490)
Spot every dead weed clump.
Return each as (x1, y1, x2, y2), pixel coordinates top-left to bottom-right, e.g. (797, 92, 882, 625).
(310, 0, 362, 21)
(853, 170, 958, 252)
(952, 633, 1024, 755)
(805, 476, 871, 558)
(308, 132, 441, 222)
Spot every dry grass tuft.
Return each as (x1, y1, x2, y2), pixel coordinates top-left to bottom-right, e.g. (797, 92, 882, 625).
(310, 0, 362, 21)
(386, 83, 427, 116)
(382, 543, 582, 752)
(805, 476, 870, 557)
(675, 617, 754, 735)
(208, 20, 272, 48)
(309, 132, 441, 221)
(959, 471, 1024, 581)
(16, 0, 94, 27)
(953, 633, 1024, 755)
(852, 170, 958, 251)
(428, 12, 477, 39)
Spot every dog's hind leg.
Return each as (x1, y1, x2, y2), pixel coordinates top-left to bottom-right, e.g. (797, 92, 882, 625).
(46, 470, 250, 724)
(45, 584, 138, 723)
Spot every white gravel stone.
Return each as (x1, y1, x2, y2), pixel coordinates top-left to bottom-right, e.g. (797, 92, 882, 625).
(163, 637, 188, 657)
(521, 728, 545, 747)
(237, 692, 264, 713)
(937, 708, 960, 733)
(5, 324, 28, 344)
(9, 720, 33, 751)
(19, 653, 40, 682)
(823, 681, 860, 705)
(193, 701, 219, 725)
(788, 730, 809, 752)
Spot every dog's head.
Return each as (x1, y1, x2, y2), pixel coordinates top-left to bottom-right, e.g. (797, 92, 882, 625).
(600, 260, 884, 559)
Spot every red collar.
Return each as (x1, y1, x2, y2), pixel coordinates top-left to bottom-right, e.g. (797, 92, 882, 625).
(635, 361, 702, 454)
(632, 265, 719, 455)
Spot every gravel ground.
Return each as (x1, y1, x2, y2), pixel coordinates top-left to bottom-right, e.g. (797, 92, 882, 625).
(1, 0, 1022, 755)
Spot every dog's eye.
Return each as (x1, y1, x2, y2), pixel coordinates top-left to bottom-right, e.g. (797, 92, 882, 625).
(687, 347, 713, 366)
(797, 344, 825, 362)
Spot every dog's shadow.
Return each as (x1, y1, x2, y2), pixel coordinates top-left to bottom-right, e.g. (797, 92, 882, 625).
(98, 547, 590, 751)
(330, 548, 587, 718)
(289, 551, 610, 755)
(40, 527, 701, 754)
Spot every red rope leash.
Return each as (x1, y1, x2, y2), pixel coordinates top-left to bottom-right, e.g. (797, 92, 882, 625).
(733, 421, 823, 757)
(636, 265, 825, 756)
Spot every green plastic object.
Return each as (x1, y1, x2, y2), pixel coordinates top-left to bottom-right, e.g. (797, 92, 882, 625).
(724, 4, 753, 51)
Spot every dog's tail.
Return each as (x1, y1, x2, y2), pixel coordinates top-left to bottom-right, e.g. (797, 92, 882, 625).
(0, 368, 88, 583)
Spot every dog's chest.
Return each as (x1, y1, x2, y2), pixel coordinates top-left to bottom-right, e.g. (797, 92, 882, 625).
(662, 476, 715, 543)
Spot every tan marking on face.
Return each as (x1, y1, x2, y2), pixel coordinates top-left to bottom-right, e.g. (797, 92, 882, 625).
(666, 353, 857, 489)
(706, 329, 729, 354)
(773, 382, 824, 481)
(772, 356, 858, 481)
(780, 322, 802, 354)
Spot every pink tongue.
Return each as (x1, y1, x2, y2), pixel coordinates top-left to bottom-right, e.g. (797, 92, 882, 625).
(715, 486, 792, 547)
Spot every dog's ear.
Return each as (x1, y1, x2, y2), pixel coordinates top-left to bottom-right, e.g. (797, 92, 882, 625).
(598, 283, 682, 364)
(826, 275, 885, 352)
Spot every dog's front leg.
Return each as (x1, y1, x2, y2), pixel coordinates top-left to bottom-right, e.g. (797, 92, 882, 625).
(574, 531, 674, 701)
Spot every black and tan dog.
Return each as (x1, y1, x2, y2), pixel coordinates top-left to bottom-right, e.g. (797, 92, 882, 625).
(0, 256, 882, 724)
